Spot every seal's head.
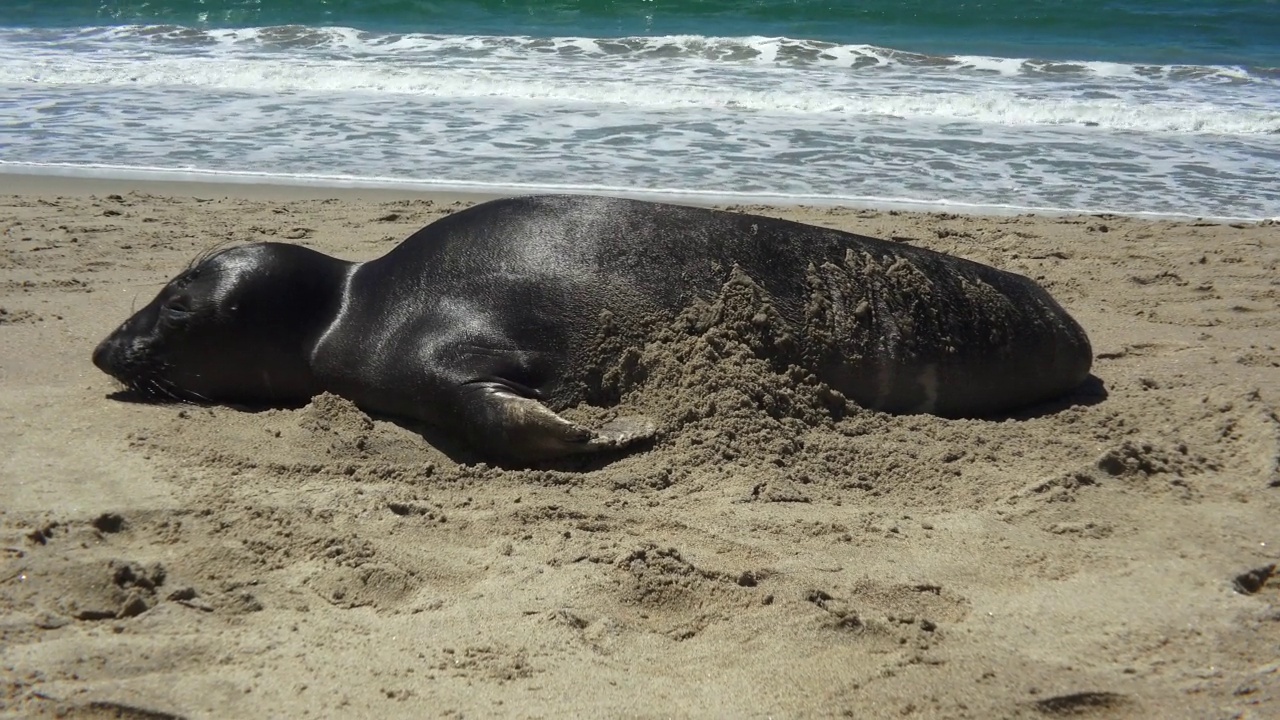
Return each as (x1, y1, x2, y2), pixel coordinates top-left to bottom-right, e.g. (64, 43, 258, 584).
(92, 242, 347, 406)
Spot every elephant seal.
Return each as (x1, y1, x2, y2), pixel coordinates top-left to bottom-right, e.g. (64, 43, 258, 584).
(92, 194, 1092, 461)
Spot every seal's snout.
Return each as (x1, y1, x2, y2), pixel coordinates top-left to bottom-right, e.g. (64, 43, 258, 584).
(93, 318, 135, 378)
(92, 334, 118, 375)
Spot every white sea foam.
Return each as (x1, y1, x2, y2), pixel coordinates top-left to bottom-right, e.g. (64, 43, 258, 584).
(2, 46, 1276, 135)
(11, 25, 1273, 81)
(1, 25, 1277, 218)
(4, 161, 1268, 222)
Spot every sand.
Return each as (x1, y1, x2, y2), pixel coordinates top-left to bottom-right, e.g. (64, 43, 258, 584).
(1, 178, 1277, 719)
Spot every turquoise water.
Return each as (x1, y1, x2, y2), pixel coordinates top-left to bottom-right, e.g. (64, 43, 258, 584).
(7, 0, 1279, 66)
(1, 0, 1277, 217)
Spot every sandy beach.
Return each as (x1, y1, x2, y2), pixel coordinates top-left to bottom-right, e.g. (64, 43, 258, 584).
(1, 176, 1277, 719)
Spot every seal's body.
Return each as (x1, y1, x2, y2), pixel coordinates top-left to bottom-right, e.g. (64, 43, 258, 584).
(93, 194, 1092, 461)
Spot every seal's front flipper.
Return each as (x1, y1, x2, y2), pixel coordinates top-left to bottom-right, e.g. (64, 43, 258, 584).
(457, 381, 656, 462)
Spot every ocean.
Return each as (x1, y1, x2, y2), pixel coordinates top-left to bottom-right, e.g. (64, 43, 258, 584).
(1, 0, 1277, 219)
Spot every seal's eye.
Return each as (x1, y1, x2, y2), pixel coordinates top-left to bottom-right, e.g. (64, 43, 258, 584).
(163, 296, 191, 315)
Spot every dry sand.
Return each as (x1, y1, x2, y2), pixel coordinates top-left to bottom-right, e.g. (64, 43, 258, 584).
(1, 178, 1278, 719)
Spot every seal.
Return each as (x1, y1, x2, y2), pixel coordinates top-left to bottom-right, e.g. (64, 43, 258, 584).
(92, 194, 1093, 461)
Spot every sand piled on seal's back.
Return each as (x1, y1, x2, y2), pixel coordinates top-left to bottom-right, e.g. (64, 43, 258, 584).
(575, 266, 848, 429)
(1, 187, 1278, 718)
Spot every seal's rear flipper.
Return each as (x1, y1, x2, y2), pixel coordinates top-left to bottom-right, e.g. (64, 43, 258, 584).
(457, 381, 656, 462)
